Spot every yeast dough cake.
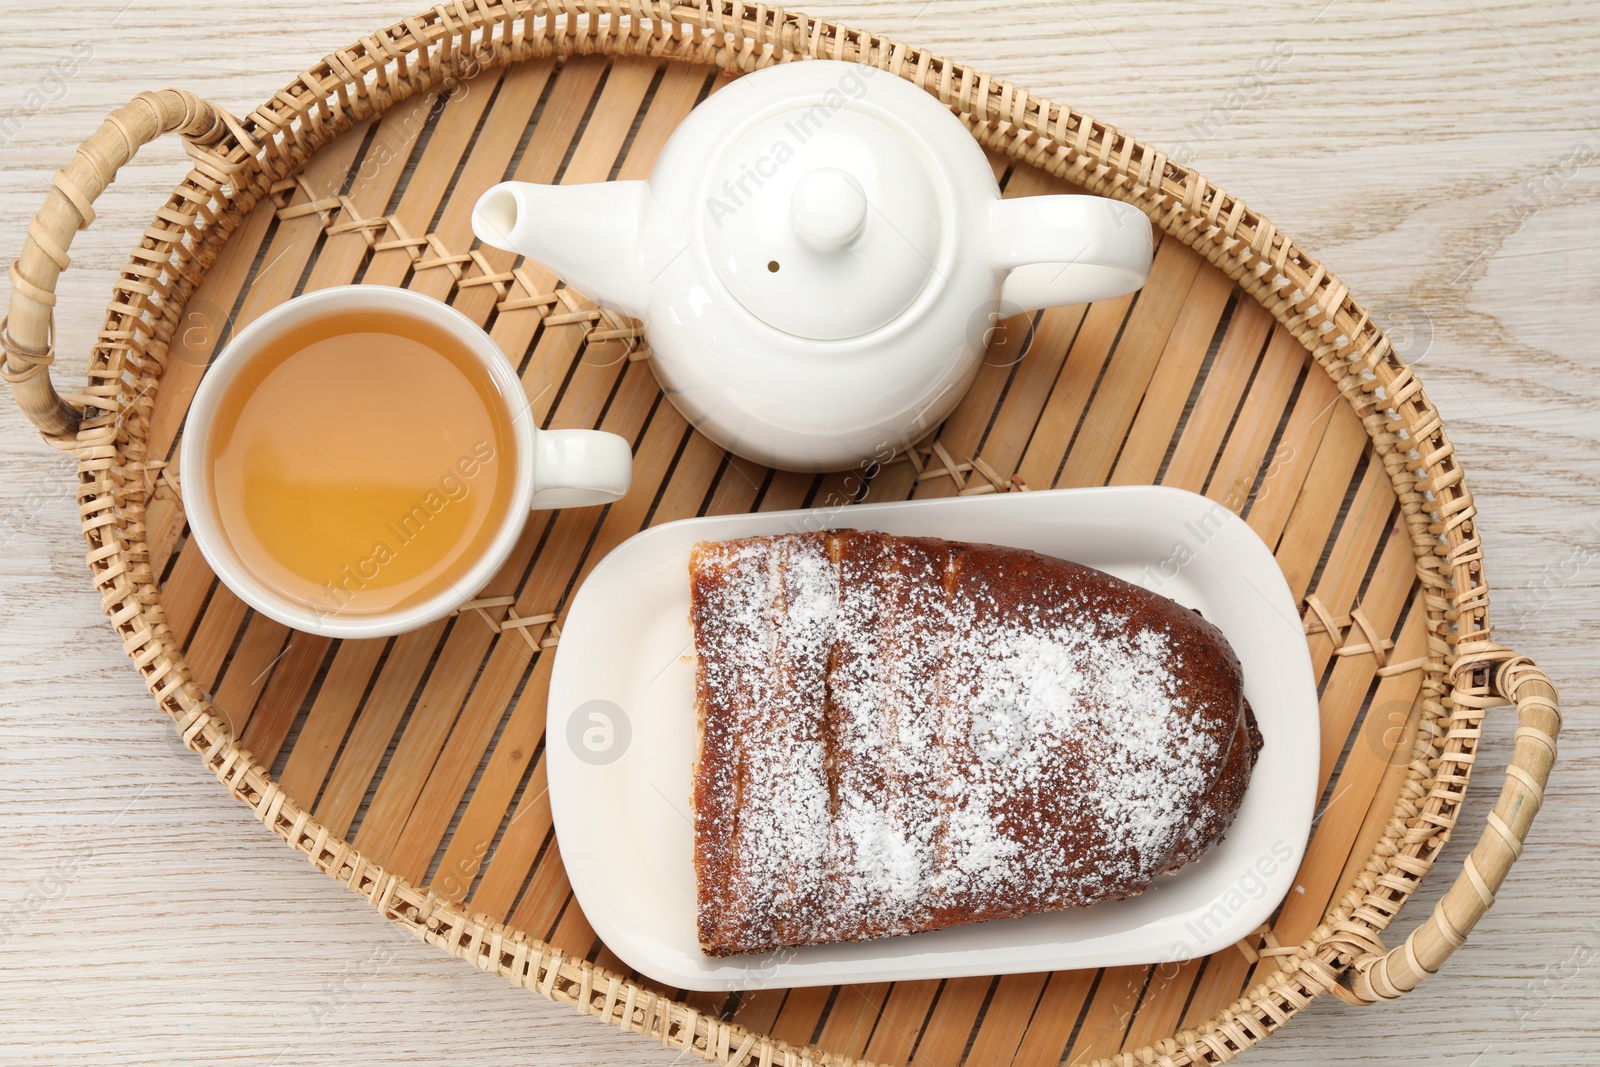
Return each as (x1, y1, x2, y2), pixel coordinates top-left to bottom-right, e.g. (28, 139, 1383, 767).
(688, 530, 1262, 957)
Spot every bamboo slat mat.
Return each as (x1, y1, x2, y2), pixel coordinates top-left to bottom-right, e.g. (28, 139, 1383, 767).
(142, 51, 1413, 1063)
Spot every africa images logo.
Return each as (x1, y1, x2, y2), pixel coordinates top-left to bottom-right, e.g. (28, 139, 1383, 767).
(703, 65, 876, 229)
(309, 440, 496, 620)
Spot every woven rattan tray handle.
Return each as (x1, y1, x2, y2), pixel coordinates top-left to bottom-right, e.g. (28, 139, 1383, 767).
(1343, 650, 1560, 1002)
(3, 89, 225, 441)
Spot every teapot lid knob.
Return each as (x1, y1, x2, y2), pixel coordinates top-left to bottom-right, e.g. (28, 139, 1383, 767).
(790, 168, 867, 253)
(701, 106, 942, 341)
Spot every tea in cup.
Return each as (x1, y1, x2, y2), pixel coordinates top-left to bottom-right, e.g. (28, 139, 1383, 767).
(180, 285, 632, 638)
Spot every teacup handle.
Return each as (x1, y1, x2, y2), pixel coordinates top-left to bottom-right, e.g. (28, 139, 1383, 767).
(530, 428, 633, 510)
(990, 195, 1154, 314)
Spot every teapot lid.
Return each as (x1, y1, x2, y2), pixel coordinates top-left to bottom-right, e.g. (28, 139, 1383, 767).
(702, 106, 942, 341)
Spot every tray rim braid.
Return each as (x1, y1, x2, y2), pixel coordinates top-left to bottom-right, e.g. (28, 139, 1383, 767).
(0, 3, 1561, 1065)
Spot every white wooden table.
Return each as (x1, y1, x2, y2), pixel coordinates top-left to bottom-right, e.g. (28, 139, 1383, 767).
(2, 2, 1595, 1064)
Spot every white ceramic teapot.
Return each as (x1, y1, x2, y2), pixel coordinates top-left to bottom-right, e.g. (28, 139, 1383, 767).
(472, 60, 1152, 472)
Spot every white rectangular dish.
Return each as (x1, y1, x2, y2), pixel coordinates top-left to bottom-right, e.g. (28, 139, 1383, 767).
(545, 486, 1318, 991)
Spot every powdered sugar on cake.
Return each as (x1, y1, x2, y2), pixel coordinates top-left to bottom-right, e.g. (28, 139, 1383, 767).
(690, 530, 1248, 956)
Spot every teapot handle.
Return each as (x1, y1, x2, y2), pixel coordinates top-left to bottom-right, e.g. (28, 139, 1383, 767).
(991, 196, 1154, 314)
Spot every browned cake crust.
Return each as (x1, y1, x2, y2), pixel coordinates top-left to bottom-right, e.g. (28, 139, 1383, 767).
(689, 530, 1261, 958)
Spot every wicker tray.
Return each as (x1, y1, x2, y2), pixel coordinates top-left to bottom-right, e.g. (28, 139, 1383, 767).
(0, 4, 1562, 1065)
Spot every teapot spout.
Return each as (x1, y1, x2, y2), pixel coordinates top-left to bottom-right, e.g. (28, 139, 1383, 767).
(472, 180, 651, 319)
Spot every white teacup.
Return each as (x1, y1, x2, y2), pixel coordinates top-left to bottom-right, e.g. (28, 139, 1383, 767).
(180, 285, 632, 639)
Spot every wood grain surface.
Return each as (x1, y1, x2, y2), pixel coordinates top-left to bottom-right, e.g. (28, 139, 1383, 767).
(2, 2, 1596, 1065)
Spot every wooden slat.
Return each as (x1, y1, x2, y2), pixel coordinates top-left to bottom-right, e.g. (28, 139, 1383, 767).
(504, 62, 711, 414)
(1302, 462, 1399, 674)
(908, 976, 990, 1066)
(1202, 330, 1305, 511)
(962, 973, 1048, 1067)
(205, 615, 291, 737)
(1116, 957, 1205, 1057)
(1011, 282, 1138, 491)
(703, 454, 771, 516)
(592, 946, 633, 989)
(861, 980, 940, 1065)
(240, 634, 333, 769)
(383, 634, 546, 879)
(274, 635, 388, 804)
(183, 585, 248, 691)
(507, 834, 576, 940)
(1243, 365, 1341, 547)
(350, 601, 504, 857)
(765, 985, 833, 1049)
(412, 61, 563, 311)
(909, 319, 1030, 500)
(730, 989, 787, 1042)
(968, 298, 1087, 487)
(358, 69, 507, 288)
(546, 892, 604, 974)
(1314, 531, 1419, 788)
(429, 663, 553, 908)
(1273, 404, 1371, 601)
(1177, 949, 1255, 1037)
(864, 454, 923, 504)
(396, 409, 691, 876)
(160, 544, 215, 647)
(312, 619, 448, 837)
(1061, 965, 1146, 1064)
(763, 470, 822, 511)
(814, 983, 892, 1062)
(809, 467, 861, 516)
(300, 97, 446, 291)
(1108, 269, 1236, 486)
(424, 358, 678, 894)
(464, 754, 551, 920)
(1054, 243, 1204, 489)
(1160, 300, 1274, 492)
(679, 987, 727, 1020)
(210, 123, 374, 346)
(652, 432, 729, 522)
(1332, 636, 1430, 896)
(1317, 606, 1430, 891)
(145, 197, 280, 463)
(1010, 969, 1098, 1067)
